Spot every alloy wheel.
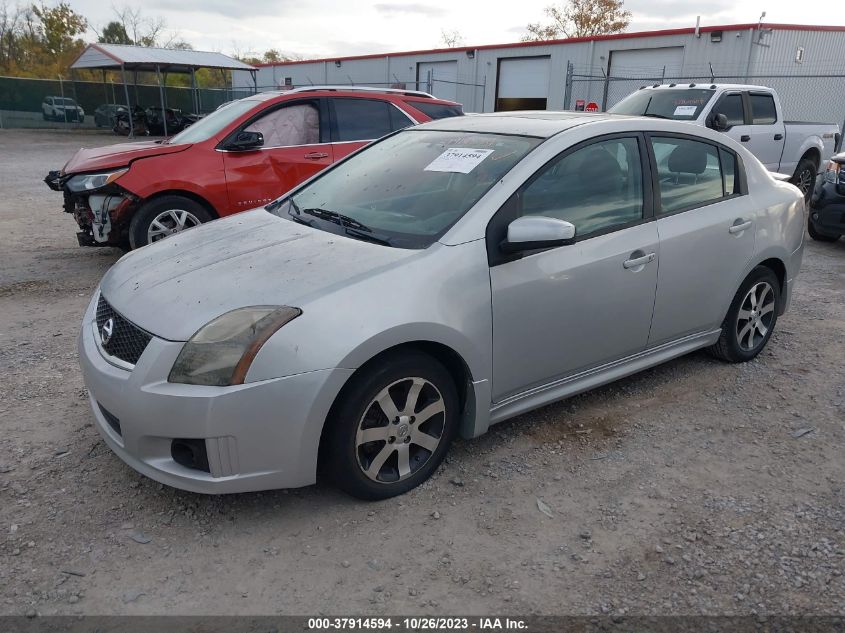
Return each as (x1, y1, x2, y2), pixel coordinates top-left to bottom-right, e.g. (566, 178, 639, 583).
(147, 209, 202, 243)
(796, 168, 813, 197)
(355, 377, 446, 483)
(735, 281, 776, 351)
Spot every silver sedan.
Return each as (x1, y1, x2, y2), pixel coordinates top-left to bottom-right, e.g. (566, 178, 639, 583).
(79, 112, 804, 499)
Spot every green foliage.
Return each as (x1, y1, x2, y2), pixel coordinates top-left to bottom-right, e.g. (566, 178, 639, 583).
(98, 21, 131, 45)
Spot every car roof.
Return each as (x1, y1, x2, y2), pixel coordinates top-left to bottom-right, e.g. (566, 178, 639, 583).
(639, 83, 771, 92)
(417, 111, 621, 138)
(241, 87, 460, 106)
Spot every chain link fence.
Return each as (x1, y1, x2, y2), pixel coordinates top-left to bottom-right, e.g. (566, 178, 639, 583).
(0, 75, 253, 130)
(563, 61, 845, 132)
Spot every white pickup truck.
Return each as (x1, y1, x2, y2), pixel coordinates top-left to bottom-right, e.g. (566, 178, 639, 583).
(610, 84, 841, 200)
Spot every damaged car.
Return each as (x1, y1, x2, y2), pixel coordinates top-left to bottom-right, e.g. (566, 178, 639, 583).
(44, 87, 464, 250)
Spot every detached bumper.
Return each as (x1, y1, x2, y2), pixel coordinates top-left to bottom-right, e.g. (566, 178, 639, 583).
(78, 294, 353, 494)
(810, 181, 845, 235)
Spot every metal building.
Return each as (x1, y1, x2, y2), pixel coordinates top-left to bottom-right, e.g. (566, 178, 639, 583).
(233, 22, 845, 128)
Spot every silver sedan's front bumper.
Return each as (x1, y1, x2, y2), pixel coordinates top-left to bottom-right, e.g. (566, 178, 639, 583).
(78, 296, 353, 494)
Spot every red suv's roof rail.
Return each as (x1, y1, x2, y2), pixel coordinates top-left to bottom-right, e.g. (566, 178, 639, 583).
(271, 85, 438, 99)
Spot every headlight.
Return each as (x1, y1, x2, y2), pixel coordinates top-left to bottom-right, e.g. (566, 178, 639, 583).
(824, 160, 843, 184)
(168, 306, 302, 386)
(66, 168, 128, 192)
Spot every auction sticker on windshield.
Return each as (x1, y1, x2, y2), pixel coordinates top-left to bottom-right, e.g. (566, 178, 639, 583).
(425, 148, 495, 174)
(673, 105, 698, 117)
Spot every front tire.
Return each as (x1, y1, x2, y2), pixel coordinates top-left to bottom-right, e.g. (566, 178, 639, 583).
(709, 266, 781, 363)
(128, 195, 212, 249)
(324, 351, 460, 500)
(790, 158, 817, 203)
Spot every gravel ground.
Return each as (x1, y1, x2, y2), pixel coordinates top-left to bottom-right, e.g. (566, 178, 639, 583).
(1, 129, 844, 617)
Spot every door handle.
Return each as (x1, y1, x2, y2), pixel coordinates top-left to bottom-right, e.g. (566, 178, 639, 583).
(304, 151, 329, 160)
(729, 219, 752, 234)
(623, 252, 656, 269)
(740, 135, 751, 142)
(774, 134, 784, 141)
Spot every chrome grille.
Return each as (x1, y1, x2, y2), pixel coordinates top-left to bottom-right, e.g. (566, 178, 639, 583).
(95, 295, 152, 366)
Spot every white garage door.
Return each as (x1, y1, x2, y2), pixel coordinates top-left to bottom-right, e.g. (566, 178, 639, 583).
(607, 46, 685, 108)
(496, 56, 550, 111)
(418, 61, 458, 102)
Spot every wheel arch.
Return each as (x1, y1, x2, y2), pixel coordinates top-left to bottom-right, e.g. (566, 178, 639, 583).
(756, 257, 787, 314)
(802, 146, 821, 168)
(317, 339, 482, 472)
(140, 189, 219, 219)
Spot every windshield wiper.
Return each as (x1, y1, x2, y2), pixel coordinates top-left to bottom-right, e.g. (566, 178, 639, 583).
(284, 197, 312, 225)
(302, 207, 374, 233)
(642, 113, 671, 119)
(344, 227, 393, 246)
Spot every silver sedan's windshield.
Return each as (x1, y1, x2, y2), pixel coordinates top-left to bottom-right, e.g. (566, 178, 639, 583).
(269, 129, 541, 248)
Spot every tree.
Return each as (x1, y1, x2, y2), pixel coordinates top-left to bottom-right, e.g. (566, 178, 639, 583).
(31, 1, 86, 57)
(98, 21, 131, 45)
(440, 28, 464, 48)
(522, 0, 631, 41)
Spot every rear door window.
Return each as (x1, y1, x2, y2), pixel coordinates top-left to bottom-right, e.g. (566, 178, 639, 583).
(650, 136, 734, 214)
(750, 93, 777, 124)
(331, 98, 406, 142)
(407, 101, 464, 120)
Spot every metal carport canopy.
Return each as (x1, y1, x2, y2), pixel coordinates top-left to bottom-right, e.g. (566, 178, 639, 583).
(70, 43, 256, 73)
(70, 43, 257, 136)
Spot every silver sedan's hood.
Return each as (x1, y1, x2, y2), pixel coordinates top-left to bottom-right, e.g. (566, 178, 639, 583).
(99, 209, 416, 341)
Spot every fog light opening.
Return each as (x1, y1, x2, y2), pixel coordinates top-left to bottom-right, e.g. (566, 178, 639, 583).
(171, 438, 210, 474)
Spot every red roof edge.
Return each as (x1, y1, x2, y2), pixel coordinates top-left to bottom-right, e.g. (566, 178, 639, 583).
(255, 23, 845, 68)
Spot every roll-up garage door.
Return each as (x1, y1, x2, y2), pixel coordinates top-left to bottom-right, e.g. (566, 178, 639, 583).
(496, 56, 550, 111)
(606, 46, 685, 108)
(417, 61, 458, 102)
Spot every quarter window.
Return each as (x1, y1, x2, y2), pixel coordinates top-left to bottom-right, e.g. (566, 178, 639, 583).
(520, 137, 644, 237)
(651, 137, 735, 213)
(720, 148, 739, 195)
(750, 94, 777, 124)
(713, 94, 745, 126)
(332, 99, 411, 142)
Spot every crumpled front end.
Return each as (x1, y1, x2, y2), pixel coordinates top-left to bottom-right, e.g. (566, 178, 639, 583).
(43, 169, 139, 247)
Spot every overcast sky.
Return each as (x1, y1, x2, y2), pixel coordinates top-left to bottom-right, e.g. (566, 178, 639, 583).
(70, 0, 830, 59)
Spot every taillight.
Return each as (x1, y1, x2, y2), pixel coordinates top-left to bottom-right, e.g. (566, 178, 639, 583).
(823, 160, 843, 184)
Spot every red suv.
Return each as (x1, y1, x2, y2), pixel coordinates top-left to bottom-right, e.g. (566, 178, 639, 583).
(45, 87, 463, 249)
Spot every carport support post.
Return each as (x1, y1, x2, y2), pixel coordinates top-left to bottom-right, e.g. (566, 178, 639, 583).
(156, 65, 168, 137)
(121, 65, 134, 139)
(190, 68, 198, 114)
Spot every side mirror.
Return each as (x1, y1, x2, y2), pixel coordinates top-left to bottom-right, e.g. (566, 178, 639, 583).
(500, 216, 576, 253)
(226, 130, 264, 151)
(710, 113, 729, 131)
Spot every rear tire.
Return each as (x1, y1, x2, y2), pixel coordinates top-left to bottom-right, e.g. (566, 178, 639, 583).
(808, 216, 840, 242)
(323, 351, 459, 500)
(790, 158, 817, 203)
(709, 266, 780, 363)
(128, 195, 212, 250)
